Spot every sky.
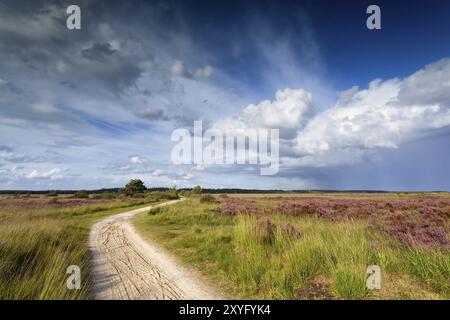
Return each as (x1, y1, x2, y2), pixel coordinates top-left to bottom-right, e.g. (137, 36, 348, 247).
(1, 0, 450, 191)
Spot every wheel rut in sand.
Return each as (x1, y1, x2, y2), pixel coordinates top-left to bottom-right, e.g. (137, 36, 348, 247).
(89, 199, 220, 300)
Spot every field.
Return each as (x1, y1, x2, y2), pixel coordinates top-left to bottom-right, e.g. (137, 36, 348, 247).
(133, 193, 450, 300)
(0, 192, 171, 299)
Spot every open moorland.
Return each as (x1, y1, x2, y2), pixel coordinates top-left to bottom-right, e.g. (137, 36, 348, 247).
(0, 188, 178, 299)
(133, 192, 450, 300)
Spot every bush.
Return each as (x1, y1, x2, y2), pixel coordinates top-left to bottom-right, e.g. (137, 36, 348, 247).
(131, 192, 145, 199)
(199, 194, 217, 203)
(254, 217, 277, 245)
(178, 190, 191, 197)
(46, 192, 58, 197)
(191, 185, 202, 195)
(148, 189, 179, 200)
(148, 207, 163, 215)
(48, 197, 59, 204)
(122, 179, 146, 196)
(90, 192, 116, 200)
(74, 190, 89, 199)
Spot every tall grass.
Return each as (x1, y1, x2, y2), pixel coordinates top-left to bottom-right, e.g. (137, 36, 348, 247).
(0, 197, 160, 299)
(388, 247, 450, 294)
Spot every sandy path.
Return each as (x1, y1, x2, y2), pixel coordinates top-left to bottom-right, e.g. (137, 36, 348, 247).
(89, 199, 219, 300)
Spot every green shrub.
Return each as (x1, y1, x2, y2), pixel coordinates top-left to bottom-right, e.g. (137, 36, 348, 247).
(191, 185, 202, 195)
(148, 190, 179, 200)
(122, 179, 146, 196)
(90, 192, 116, 200)
(148, 207, 163, 215)
(178, 190, 191, 197)
(74, 190, 89, 199)
(199, 194, 217, 203)
(48, 197, 58, 204)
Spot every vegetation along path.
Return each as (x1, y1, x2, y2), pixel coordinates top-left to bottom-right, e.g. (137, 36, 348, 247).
(89, 199, 219, 300)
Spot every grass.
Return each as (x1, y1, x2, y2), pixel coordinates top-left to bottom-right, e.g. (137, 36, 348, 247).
(0, 195, 164, 299)
(132, 195, 450, 300)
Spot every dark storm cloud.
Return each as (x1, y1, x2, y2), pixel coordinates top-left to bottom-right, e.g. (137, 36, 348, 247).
(0, 146, 13, 153)
(0, 78, 82, 127)
(81, 42, 117, 62)
(135, 108, 169, 121)
(0, 0, 145, 95)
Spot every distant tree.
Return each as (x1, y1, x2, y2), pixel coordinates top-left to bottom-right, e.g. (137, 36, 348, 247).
(123, 179, 147, 196)
(199, 194, 217, 203)
(74, 190, 89, 199)
(191, 185, 202, 195)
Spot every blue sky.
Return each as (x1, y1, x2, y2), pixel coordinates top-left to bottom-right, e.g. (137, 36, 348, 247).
(0, 0, 450, 190)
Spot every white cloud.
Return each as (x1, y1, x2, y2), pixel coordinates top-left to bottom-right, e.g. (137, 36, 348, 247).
(292, 59, 450, 166)
(193, 164, 206, 171)
(398, 58, 450, 106)
(129, 155, 146, 164)
(150, 169, 164, 176)
(170, 59, 185, 76)
(194, 65, 214, 79)
(25, 168, 64, 180)
(31, 103, 59, 114)
(208, 59, 450, 171)
(171, 60, 214, 80)
(0, 146, 38, 163)
(216, 88, 313, 131)
(181, 173, 194, 181)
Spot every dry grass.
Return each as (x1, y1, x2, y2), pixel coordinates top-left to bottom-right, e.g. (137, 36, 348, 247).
(0, 194, 163, 299)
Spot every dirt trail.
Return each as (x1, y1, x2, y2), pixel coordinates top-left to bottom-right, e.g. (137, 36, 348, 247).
(89, 199, 220, 300)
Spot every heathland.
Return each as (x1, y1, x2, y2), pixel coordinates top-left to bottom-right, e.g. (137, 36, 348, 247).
(1, 189, 448, 300)
(133, 193, 450, 300)
(0, 188, 178, 299)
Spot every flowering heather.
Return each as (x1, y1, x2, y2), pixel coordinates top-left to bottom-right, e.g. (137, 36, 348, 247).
(213, 195, 450, 249)
(374, 210, 449, 250)
(0, 198, 105, 210)
(213, 197, 264, 215)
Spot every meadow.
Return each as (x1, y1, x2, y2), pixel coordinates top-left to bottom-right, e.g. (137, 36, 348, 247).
(133, 193, 450, 300)
(0, 191, 173, 299)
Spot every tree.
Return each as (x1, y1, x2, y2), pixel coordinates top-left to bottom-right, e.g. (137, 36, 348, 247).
(191, 185, 202, 195)
(74, 190, 89, 198)
(123, 179, 146, 196)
